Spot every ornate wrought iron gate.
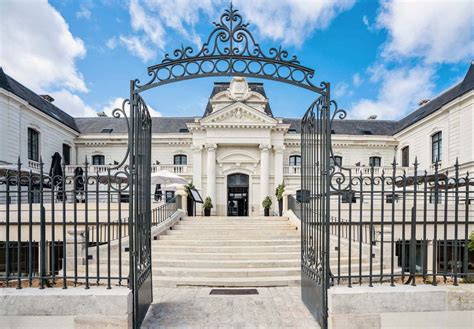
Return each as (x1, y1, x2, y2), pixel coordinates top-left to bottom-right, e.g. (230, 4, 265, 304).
(126, 4, 335, 328)
(301, 93, 333, 327)
(128, 92, 153, 328)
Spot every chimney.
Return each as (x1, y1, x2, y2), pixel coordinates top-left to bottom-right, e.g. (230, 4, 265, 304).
(97, 111, 108, 117)
(418, 99, 430, 106)
(40, 94, 54, 102)
(367, 115, 377, 120)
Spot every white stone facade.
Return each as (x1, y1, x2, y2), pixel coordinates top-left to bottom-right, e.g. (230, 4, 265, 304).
(1, 67, 473, 215)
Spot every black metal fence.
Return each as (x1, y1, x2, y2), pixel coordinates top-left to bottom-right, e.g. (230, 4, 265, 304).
(0, 159, 180, 289)
(293, 160, 473, 287)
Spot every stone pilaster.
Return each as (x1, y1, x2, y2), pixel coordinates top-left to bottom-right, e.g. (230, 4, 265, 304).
(259, 144, 270, 214)
(206, 144, 217, 215)
(274, 145, 285, 187)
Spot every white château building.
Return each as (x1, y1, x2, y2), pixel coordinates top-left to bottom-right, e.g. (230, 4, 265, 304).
(0, 63, 473, 215)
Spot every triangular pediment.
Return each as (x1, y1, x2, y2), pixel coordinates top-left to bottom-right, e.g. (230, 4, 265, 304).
(200, 102, 278, 127)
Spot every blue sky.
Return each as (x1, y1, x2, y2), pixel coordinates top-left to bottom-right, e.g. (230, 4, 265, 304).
(1, 0, 472, 119)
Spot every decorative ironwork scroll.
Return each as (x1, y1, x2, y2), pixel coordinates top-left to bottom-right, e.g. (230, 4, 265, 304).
(134, 4, 325, 94)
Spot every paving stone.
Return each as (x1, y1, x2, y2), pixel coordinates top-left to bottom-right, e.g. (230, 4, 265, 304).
(142, 287, 321, 328)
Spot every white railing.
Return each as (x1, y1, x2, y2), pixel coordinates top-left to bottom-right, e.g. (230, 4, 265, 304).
(65, 164, 193, 175)
(283, 165, 414, 177)
(283, 165, 301, 175)
(27, 160, 41, 171)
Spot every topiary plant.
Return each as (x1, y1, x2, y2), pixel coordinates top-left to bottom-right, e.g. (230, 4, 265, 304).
(275, 183, 285, 201)
(203, 196, 213, 209)
(262, 196, 272, 209)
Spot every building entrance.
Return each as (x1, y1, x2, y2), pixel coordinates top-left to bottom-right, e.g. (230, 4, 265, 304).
(227, 174, 249, 216)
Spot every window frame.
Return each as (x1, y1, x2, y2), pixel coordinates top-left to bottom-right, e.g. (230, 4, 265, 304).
(431, 131, 442, 163)
(401, 146, 410, 167)
(27, 128, 40, 162)
(369, 156, 381, 167)
(92, 154, 105, 165)
(289, 155, 301, 166)
(62, 144, 71, 165)
(173, 154, 187, 165)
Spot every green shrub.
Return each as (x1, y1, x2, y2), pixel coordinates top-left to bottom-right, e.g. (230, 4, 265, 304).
(469, 231, 474, 252)
(203, 197, 213, 209)
(262, 196, 272, 209)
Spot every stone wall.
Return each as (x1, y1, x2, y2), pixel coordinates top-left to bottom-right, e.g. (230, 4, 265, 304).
(0, 287, 132, 329)
(328, 284, 474, 329)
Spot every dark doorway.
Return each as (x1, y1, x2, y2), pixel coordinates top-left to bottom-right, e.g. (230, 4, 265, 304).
(227, 174, 249, 216)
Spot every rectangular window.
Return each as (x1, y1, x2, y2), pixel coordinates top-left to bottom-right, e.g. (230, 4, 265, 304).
(369, 156, 381, 167)
(432, 132, 442, 163)
(401, 146, 409, 167)
(62, 144, 71, 165)
(27, 128, 39, 161)
(92, 155, 105, 165)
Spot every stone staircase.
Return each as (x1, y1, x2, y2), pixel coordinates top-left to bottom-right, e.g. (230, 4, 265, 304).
(153, 216, 301, 287)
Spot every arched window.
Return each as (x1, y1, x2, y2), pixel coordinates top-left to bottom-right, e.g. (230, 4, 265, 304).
(27, 128, 40, 161)
(330, 156, 342, 167)
(431, 132, 442, 163)
(174, 154, 187, 165)
(92, 155, 105, 165)
(369, 156, 381, 167)
(289, 155, 301, 166)
(401, 146, 409, 167)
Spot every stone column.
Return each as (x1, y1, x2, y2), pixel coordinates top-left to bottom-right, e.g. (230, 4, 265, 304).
(206, 144, 217, 215)
(192, 144, 203, 214)
(259, 144, 270, 214)
(274, 145, 285, 187)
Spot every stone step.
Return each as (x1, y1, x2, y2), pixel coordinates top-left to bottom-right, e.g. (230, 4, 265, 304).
(173, 224, 294, 230)
(165, 230, 299, 236)
(158, 234, 299, 240)
(187, 216, 288, 221)
(152, 276, 301, 287)
(153, 259, 300, 268)
(152, 245, 300, 253)
(151, 251, 301, 260)
(153, 239, 299, 246)
(154, 267, 300, 278)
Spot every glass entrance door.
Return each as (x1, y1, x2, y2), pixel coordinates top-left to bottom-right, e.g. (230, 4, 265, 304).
(227, 174, 249, 216)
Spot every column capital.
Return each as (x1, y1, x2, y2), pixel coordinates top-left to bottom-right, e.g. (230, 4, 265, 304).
(206, 143, 217, 150)
(259, 144, 271, 152)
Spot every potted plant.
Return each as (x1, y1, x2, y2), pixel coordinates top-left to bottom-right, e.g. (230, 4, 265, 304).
(262, 196, 272, 217)
(203, 196, 213, 216)
(275, 183, 285, 216)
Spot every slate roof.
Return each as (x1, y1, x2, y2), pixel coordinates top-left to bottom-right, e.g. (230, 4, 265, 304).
(202, 82, 273, 117)
(282, 118, 398, 135)
(394, 62, 474, 134)
(0, 68, 79, 132)
(75, 117, 194, 134)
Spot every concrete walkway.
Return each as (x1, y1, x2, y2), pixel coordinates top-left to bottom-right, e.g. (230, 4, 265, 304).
(141, 287, 321, 328)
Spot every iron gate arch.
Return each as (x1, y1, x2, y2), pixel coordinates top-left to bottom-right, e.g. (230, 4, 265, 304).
(115, 4, 345, 328)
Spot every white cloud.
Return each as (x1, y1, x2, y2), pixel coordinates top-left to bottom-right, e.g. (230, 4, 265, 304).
(120, 0, 355, 60)
(350, 65, 435, 120)
(376, 0, 474, 64)
(119, 35, 156, 62)
(106, 37, 117, 50)
(235, 0, 356, 46)
(352, 73, 362, 87)
(0, 0, 87, 93)
(101, 97, 162, 118)
(50, 90, 97, 117)
(76, 2, 93, 20)
(334, 82, 351, 99)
